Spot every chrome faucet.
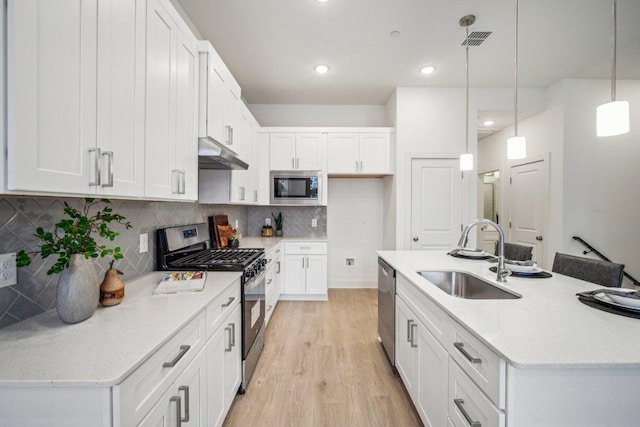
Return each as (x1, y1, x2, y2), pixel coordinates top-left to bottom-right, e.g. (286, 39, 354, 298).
(458, 219, 509, 282)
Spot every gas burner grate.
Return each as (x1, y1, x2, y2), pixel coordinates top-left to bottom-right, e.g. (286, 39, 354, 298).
(172, 248, 263, 269)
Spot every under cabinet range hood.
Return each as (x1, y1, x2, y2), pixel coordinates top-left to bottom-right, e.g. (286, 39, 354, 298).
(198, 137, 249, 170)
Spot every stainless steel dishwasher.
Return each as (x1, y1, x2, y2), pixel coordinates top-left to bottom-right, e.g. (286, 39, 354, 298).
(378, 257, 396, 366)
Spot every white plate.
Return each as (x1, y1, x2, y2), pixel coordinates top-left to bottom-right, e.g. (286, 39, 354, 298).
(507, 264, 539, 273)
(459, 250, 490, 258)
(592, 291, 640, 312)
(606, 291, 640, 309)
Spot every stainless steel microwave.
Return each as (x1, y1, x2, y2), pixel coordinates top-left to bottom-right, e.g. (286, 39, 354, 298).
(270, 170, 322, 205)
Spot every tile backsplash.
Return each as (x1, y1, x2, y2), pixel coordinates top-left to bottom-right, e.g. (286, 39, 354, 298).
(0, 197, 247, 328)
(247, 206, 327, 237)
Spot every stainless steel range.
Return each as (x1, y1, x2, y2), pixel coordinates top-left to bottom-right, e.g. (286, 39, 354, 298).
(156, 222, 266, 393)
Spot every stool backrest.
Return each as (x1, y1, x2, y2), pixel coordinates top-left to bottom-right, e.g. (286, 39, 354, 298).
(551, 252, 624, 288)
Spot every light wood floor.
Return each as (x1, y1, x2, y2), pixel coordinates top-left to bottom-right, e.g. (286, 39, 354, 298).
(223, 289, 423, 427)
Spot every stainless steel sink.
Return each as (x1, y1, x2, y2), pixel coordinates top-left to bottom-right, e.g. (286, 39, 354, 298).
(417, 270, 521, 300)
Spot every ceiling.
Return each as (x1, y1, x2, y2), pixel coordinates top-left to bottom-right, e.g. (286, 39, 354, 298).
(176, 0, 640, 106)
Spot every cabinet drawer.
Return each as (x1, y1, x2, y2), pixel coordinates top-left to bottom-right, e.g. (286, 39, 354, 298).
(205, 278, 241, 339)
(449, 321, 506, 409)
(449, 359, 505, 427)
(397, 274, 451, 346)
(116, 312, 206, 426)
(284, 241, 327, 254)
(265, 244, 281, 263)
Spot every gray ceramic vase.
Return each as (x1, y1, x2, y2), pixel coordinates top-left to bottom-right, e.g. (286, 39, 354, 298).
(56, 254, 99, 324)
(275, 229, 283, 237)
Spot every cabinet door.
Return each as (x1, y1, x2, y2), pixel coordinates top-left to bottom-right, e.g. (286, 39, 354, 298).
(295, 133, 323, 170)
(416, 320, 449, 427)
(144, 0, 177, 198)
(7, 0, 97, 193)
(203, 59, 227, 144)
(284, 255, 306, 294)
(327, 133, 359, 173)
(174, 349, 206, 427)
(270, 133, 296, 170)
(96, 0, 145, 197)
(396, 296, 418, 399)
(224, 89, 241, 150)
(137, 385, 177, 427)
(305, 255, 327, 295)
(174, 24, 199, 201)
(223, 304, 242, 411)
(206, 319, 226, 427)
(358, 133, 391, 174)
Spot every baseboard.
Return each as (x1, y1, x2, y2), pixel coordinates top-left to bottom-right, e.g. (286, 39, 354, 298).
(328, 280, 377, 289)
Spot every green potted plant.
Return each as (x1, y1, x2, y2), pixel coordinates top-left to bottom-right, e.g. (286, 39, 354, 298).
(272, 211, 283, 237)
(17, 198, 131, 324)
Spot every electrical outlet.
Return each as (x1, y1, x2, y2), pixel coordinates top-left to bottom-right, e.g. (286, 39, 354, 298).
(265, 218, 271, 226)
(0, 253, 17, 288)
(345, 257, 355, 267)
(139, 233, 149, 254)
(312, 218, 318, 227)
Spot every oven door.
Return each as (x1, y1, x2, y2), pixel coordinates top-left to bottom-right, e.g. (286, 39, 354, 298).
(242, 270, 265, 358)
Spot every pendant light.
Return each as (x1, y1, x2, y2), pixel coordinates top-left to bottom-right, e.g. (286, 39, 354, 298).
(507, 0, 526, 160)
(596, 0, 630, 137)
(459, 15, 475, 171)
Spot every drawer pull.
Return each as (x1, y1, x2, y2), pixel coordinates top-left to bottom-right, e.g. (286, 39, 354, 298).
(230, 322, 236, 347)
(267, 279, 273, 285)
(454, 342, 481, 364)
(225, 326, 233, 352)
(410, 322, 418, 348)
(178, 385, 190, 422)
(221, 297, 235, 307)
(406, 319, 413, 342)
(163, 345, 190, 368)
(454, 398, 481, 427)
(300, 246, 311, 250)
(170, 396, 182, 427)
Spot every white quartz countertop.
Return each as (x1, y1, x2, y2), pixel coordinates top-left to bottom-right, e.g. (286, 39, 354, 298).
(0, 271, 241, 387)
(378, 250, 640, 369)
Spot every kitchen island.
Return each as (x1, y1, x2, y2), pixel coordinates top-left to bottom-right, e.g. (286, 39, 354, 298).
(378, 250, 640, 427)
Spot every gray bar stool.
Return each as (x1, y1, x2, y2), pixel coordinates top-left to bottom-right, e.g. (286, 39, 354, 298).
(494, 242, 533, 261)
(552, 252, 625, 287)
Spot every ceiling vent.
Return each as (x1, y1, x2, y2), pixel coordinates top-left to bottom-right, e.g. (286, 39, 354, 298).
(461, 31, 492, 47)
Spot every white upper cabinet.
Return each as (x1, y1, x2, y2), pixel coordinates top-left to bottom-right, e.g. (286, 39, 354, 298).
(269, 133, 323, 171)
(197, 41, 243, 156)
(145, 0, 198, 200)
(327, 131, 392, 175)
(7, 0, 98, 194)
(7, 0, 150, 197)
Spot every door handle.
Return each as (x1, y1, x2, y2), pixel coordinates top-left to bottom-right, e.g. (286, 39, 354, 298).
(88, 147, 101, 186)
(412, 236, 419, 242)
(178, 386, 190, 422)
(170, 396, 182, 427)
(101, 151, 114, 187)
(536, 236, 543, 241)
(410, 322, 418, 348)
(454, 399, 481, 427)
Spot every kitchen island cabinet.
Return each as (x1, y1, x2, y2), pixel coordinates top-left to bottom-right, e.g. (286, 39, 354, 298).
(0, 271, 243, 426)
(378, 250, 640, 426)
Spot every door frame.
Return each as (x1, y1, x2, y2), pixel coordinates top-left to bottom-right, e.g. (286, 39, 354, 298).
(506, 152, 551, 266)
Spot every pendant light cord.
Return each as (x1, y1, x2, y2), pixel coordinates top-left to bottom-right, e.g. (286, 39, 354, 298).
(611, 0, 617, 102)
(465, 26, 470, 154)
(513, 0, 519, 137)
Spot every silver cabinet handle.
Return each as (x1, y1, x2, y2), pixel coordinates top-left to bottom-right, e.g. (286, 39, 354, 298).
(276, 261, 280, 274)
(170, 396, 182, 427)
(225, 326, 232, 352)
(454, 398, 481, 427)
(178, 386, 190, 422)
(267, 279, 273, 284)
(231, 323, 236, 347)
(267, 305, 273, 311)
(454, 342, 482, 364)
(225, 125, 231, 145)
(406, 319, 413, 342)
(163, 345, 190, 368)
(305, 257, 309, 268)
(230, 127, 234, 145)
(300, 246, 311, 250)
(239, 186, 245, 200)
(253, 190, 258, 202)
(296, 158, 299, 169)
(101, 151, 114, 187)
(179, 170, 186, 194)
(413, 236, 419, 242)
(410, 322, 418, 348)
(302, 258, 305, 269)
(360, 160, 363, 171)
(536, 235, 544, 241)
(171, 169, 181, 194)
(291, 158, 295, 169)
(221, 296, 235, 307)
(355, 160, 359, 172)
(88, 147, 101, 186)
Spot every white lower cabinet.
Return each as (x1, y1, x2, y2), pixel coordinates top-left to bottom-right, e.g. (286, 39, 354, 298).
(396, 274, 505, 427)
(206, 302, 242, 427)
(396, 294, 448, 427)
(281, 241, 327, 300)
(265, 244, 282, 325)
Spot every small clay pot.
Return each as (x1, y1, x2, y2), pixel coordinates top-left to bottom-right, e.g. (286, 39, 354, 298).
(100, 268, 125, 307)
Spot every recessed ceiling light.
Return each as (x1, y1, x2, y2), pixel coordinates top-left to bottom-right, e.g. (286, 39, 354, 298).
(483, 120, 495, 126)
(420, 66, 435, 75)
(314, 64, 330, 74)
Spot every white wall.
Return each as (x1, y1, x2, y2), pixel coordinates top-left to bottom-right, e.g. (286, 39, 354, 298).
(248, 104, 386, 127)
(327, 179, 384, 288)
(561, 79, 640, 286)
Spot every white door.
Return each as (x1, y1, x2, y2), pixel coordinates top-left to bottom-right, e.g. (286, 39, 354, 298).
(395, 297, 418, 400)
(359, 133, 390, 174)
(270, 133, 296, 170)
(206, 321, 225, 427)
(509, 158, 549, 266)
(416, 321, 448, 427)
(411, 159, 463, 250)
(305, 255, 327, 295)
(174, 350, 206, 426)
(295, 133, 323, 170)
(223, 304, 242, 411)
(283, 255, 306, 294)
(327, 133, 359, 173)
